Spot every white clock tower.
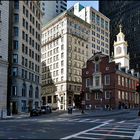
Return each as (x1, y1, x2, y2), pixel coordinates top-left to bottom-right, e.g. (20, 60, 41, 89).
(113, 25, 130, 69)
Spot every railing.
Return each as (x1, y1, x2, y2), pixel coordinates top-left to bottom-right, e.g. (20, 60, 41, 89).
(89, 85, 103, 92)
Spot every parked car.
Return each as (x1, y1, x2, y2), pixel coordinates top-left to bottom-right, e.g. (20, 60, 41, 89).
(41, 105, 52, 114)
(30, 108, 41, 117)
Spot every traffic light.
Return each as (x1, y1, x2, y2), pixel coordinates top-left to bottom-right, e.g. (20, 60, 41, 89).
(136, 83, 140, 92)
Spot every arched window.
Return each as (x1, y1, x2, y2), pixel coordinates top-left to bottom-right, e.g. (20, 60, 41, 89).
(29, 85, 33, 98)
(35, 87, 39, 98)
(22, 83, 26, 97)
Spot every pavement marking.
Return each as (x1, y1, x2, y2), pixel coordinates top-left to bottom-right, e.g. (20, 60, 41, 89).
(93, 129, 134, 134)
(89, 119, 100, 123)
(117, 120, 125, 124)
(61, 123, 108, 139)
(74, 136, 99, 139)
(102, 119, 114, 124)
(78, 119, 91, 122)
(100, 127, 136, 131)
(132, 126, 140, 140)
(84, 132, 132, 138)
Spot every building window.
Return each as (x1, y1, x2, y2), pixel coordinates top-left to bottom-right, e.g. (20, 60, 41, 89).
(122, 77, 124, 86)
(61, 76, 63, 81)
(105, 21, 109, 30)
(61, 44, 64, 50)
(13, 54, 18, 63)
(118, 75, 121, 85)
(23, 5, 25, 14)
(95, 93, 100, 100)
(96, 15, 100, 25)
(14, 14, 19, 23)
(29, 85, 33, 98)
(95, 76, 100, 86)
(14, 27, 19, 36)
(12, 86, 17, 96)
(61, 68, 63, 74)
(105, 91, 110, 99)
(61, 60, 64, 66)
(125, 78, 128, 87)
(35, 102, 39, 108)
(47, 96, 52, 103)
(12, 67, 18, 76)
(104, 75, 110, 85)
(122, 91, 124, 99)
(86, 78, 90, 87)
(118, 90, 121, 99)
(21, 100, 26, 112)
(13, 40, 18, 50)
(53, 95, 57, 103)
(61, 96, 63, 104)
(22, 83, 26, 97)
(86, 93, 90, 100)
(35, 87, 39, 98)
(14, 0, 19, 9)
(125, 92, 128, 100)
(95, 63, 99, 72)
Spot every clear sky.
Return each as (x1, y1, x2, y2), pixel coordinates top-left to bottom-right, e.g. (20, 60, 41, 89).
(67, 1, 99, 11)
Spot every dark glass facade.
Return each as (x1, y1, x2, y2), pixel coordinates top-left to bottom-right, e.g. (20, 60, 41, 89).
(99, 1, 140, 71)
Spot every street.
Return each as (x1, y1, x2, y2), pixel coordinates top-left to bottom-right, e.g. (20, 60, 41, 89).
(0, 110, 140, 139)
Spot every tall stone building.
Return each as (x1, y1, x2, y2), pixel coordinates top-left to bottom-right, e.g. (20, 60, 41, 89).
(69, 3, 110, 56)
(0, 1, 9, 118)
(41, 11, 91, 110)
(99, 1, 140, 71)
(41, 3, 110, 110)
(8, 1, 42, 114)
(40, 0, 67, 25)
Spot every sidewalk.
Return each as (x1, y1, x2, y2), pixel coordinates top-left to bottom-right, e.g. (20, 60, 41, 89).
(1, 109, 133, 120)
(58, 109, 131, 118)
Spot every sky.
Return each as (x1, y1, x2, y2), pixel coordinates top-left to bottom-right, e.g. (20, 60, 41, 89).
(67, 1, 99, 11)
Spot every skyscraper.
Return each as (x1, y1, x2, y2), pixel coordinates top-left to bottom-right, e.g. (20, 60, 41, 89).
(99, 1, 140, 71)
(41, 0, 67, 25)
(0, 1, 9, 118)
(8, 1, 42, 114)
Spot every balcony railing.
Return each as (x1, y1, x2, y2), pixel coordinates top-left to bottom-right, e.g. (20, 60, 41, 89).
(89, 85, 103, 92)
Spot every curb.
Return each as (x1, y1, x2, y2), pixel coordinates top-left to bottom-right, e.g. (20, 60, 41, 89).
(59, 110, 130, 118)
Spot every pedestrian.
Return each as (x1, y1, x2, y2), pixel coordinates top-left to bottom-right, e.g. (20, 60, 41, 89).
(106, 104, 109, 110)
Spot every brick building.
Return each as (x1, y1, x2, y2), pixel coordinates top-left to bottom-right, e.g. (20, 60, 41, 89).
(82, 26, 139, 110)
(82, 52, 139, 110)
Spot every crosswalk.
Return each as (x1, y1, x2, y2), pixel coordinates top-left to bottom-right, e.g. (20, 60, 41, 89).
(61, 118, 140, 139)
(38, 118, 115, 124)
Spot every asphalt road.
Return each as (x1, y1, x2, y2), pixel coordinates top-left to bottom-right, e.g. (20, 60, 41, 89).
(0, 110, 140, 139)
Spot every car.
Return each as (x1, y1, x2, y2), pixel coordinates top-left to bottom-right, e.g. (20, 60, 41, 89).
(41, 105, 52, 114)
(30, 108, 41, 117)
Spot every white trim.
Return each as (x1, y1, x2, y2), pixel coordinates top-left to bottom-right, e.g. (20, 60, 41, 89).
(61, 123, 108, 140)
(132, 126, 140, 140)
